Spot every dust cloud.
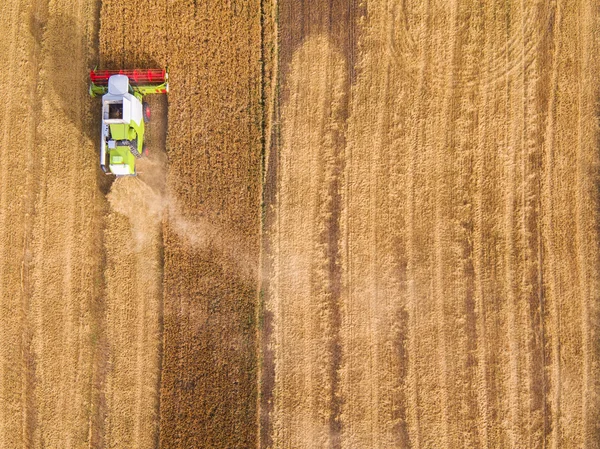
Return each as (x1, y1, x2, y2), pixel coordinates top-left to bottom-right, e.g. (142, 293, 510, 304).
(106, 162, 255, 281)
(107, 176, 216, 251)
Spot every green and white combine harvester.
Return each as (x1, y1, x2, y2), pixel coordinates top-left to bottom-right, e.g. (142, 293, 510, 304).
(89, 68, 169, 176)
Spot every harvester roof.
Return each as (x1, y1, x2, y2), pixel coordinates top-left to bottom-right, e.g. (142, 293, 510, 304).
(108, 75, 129, 95)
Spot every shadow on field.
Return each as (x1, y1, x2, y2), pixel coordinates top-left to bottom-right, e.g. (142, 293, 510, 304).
(28, 6, 112, 447)
(28, 8, 169, 196)
(29, 13, 94, 140)
(28, 9, 115, 193)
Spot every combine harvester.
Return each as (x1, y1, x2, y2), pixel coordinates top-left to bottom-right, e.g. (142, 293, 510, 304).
(89, 68, 168, 176)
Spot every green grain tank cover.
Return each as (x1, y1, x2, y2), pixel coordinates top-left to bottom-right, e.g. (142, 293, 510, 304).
(110, 123, 129, 140)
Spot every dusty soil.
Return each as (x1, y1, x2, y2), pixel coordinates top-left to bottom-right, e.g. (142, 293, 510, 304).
(262, 0, 600, 448)
(101, 176, 163, 449)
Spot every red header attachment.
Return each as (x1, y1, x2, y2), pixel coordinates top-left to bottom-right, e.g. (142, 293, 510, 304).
(90, 69, 167, 86)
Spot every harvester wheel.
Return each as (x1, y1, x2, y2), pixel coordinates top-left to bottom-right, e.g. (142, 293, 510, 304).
(143, 102, 151, 123)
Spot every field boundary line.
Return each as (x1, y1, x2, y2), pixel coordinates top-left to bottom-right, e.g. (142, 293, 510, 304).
(0, 1, 19, 446)
(502, 2, 521, 441)
(542, 1, 561, 447)
(433, 1, 460, 444)
(257, 0, 279, 445)
(405, 2, 432, 447)
(473, 4, 493, 446)
(576, 0, 594, 444)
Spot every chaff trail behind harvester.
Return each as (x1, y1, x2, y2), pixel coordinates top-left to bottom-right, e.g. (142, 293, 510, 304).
(89, 68, 169, 176)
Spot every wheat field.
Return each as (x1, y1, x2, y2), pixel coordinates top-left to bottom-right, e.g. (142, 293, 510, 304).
(1, 0, 599, 448)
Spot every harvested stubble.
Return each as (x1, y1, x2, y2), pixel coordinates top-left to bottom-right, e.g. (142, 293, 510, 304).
(262, 0, 600, 448)
(97, 1, 170, 446)
(0, 0, 104, 447)
(102, 177, 163, 449)
(265, 34, 347, 449)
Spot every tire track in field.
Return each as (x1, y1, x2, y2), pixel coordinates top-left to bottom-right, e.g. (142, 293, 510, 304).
(342, 8, 389, 446)
(0, 1, 36, 447)
(403, 2, 469, 446)
(425, 2, 492, 446)
(267, 35, 346, 449)
(543, 1, 590, 447)
(473, 3, 517, 446)
(542, 3, 561, 447)
(577, 1, 600, 444)
(477, 3, 520, 446)
(524, 2, 556, 446)
(507, 1, 553, 446)
(442, 3, 489, 446)
(498, 1, 556, 446)
(484, 3, 520, 446)
(473, 8, 492, 445)
(404, 2, 430, 446)
(472, 3, 508, 447)
(502, 2, 530, 445)
(431, 2, 457, 445)
(504, 3, 550, 444)
(339, 0, 417, 445)
(405, 3, 453, 447)
(373, 4, 412, 445)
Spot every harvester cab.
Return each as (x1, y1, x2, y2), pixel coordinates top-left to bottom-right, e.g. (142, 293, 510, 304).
(89, 68, 168, 176)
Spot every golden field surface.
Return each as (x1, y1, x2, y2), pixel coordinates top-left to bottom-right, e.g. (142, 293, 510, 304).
(1, 0, 600, 448)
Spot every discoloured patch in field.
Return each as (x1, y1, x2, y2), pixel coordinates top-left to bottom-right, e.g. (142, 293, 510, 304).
(264, 1, 600, 448)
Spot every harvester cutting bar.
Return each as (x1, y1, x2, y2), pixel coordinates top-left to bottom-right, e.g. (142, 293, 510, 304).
(89, 68, 168, 97)
(90, 69, 167, 85)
